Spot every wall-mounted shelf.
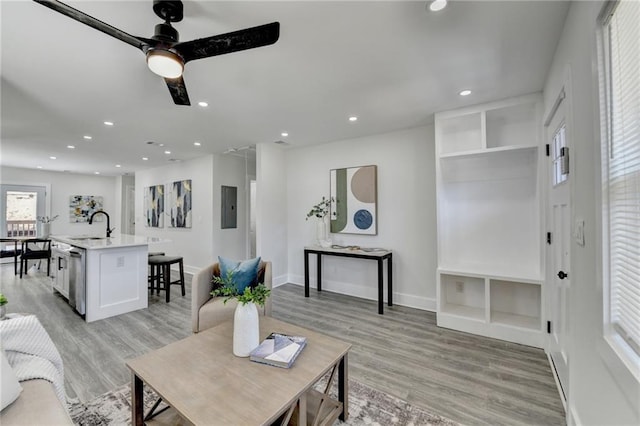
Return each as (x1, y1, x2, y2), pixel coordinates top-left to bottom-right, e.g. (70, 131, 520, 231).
(435, 93, 544, 348)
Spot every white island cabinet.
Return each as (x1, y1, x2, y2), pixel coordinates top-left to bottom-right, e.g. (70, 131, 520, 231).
(51, 234, 163, 322)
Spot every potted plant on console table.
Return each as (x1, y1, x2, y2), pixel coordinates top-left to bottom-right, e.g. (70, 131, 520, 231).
(211, 272, 270, 357)
(306, 196, 333, 248)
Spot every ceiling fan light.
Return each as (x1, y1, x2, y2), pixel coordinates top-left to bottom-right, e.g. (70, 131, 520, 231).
(146, 49, 184, 79)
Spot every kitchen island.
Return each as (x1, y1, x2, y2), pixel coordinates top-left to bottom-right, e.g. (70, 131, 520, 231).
(51, 234, 164, 322)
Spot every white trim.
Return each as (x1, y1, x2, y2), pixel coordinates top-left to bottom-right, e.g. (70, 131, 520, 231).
(546, 351, 567, 413)
(569, 404, 583, 426)
(286, 275, 435, 311)
(544, 88, 566, 126)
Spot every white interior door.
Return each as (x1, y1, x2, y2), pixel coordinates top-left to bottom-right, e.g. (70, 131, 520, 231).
(545, 98, 571, 402)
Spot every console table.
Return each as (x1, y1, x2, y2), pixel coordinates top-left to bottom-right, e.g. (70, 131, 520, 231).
(304, 246, 393, 314)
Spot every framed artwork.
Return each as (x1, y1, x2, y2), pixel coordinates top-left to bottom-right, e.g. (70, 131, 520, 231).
(145, 185, 164, 228)
(69, 195, 104, 223)
(330, 165, 377, 235)
(169, 179, 192, 228)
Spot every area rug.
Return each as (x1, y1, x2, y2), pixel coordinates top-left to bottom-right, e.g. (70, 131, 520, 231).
(69, 379, 459, 426)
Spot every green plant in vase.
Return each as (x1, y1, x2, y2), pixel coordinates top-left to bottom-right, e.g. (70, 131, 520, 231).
(211, 270, 271, 357)
(211, 271, 270, 306)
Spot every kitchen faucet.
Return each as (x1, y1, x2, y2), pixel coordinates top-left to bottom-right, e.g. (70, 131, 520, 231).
(88, 210, 114, 238)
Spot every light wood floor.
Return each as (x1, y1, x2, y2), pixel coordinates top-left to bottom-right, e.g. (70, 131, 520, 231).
(0, 265, 565, 425)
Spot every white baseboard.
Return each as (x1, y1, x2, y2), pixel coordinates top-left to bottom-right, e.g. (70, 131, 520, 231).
(546, 352, 567, 414)
(272, 274, 288, 288)
(286, 274, 435, 312)
(569, 405, 582, 426)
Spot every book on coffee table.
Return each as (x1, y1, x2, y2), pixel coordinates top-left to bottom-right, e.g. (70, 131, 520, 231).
(250, 332, 307, 368)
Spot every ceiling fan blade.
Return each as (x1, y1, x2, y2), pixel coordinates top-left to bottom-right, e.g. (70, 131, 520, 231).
(165, 76, 191, 106)
(33, 0, 150, 51)
(175, 22, 280, 63)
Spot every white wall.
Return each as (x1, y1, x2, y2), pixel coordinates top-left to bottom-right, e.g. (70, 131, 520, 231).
(0, 166, 117, 236)
(284, 126, 437, 310)
(543, 1, 639, 424)
(256, 143, 288, 286)
(135, 156, 214, 274)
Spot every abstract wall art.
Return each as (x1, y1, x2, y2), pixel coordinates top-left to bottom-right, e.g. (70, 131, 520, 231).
(144, 185, 164, 228)
(69, 195, 104, 223)
(169, 179, 192, 228)
(330, 165, 377, 235)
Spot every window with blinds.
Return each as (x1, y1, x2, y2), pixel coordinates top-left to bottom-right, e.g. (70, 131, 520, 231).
(602, 0, 640, 358)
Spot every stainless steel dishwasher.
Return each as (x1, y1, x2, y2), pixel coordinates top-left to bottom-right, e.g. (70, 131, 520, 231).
(69, 248, 86, 315)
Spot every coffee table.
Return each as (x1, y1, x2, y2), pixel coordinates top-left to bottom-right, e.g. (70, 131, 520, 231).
(126, 317, 351, 425)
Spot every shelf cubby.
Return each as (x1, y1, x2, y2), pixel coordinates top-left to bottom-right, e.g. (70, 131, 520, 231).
(437, 112, 483, 155)
(490, 279, 541, 330)
(486, 101, 538, 149)
(439, 274, 485, 321)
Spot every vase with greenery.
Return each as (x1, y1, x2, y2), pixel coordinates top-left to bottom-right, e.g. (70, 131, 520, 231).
(0, 293, 8, 320)
(211, 271, 271, 357)
(306, 196, 333, 247)
(37, 215, 59, 238)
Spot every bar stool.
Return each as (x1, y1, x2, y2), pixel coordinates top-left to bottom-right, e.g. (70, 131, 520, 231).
(147, 255, 185, 303)
(148, 252, 165, 293)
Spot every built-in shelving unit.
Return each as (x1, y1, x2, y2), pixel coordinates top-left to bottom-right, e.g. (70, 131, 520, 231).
(435, 93, 544, 348)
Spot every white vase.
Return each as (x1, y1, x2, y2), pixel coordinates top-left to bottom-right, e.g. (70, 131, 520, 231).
(233, 302, 259, 357)
(39, 223, 50, 238)
(0, 305, 6, 320)
(316, 217, 332, 247)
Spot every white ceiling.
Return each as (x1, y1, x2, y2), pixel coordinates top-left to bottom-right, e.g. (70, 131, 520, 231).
(1, 0, 570, 176)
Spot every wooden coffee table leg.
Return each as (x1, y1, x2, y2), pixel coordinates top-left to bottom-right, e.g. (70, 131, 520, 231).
(298, 392, 307, 425)
(132, 373, 144, 426)
(339, 354, 348, 421)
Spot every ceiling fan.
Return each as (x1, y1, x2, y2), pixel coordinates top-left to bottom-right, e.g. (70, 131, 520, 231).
(33, 0, 280, 106)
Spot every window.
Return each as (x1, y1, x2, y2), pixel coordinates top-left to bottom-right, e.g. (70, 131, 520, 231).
(551, 123, 568, 186)
(600, 0, 640, 365)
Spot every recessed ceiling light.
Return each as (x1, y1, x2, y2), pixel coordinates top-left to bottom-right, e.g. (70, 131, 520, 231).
(67, 145, 75, 149)
(83, 135, 92, 140)
(349, 116, 358, 122)
(142, 157, 149, 161)
(198, 101, 208, 107)
(164, 150, 171, 155)
(104, 121, 114, 126)
(49, 156, 57, 160)
(115, 164, 121, 168)
(429, 0, 448, 12)
(37, 166, 43, 169)
(459, 89, 472, 96)
(281, 132, 289, 137)
(95, 172, 100, 175)
(194, 142, 201, 146)
(159, 143, 165, 147)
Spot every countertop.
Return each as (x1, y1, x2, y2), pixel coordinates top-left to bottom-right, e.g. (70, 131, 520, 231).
(51, 234, 167, 250)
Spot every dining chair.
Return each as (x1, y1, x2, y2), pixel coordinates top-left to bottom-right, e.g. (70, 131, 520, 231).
(0, 239, 22, 275)
(20, 239, 52, 278)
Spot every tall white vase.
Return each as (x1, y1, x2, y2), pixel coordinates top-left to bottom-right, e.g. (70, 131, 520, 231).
(316, 217, 332, 247)
(233, 302, 259, 357)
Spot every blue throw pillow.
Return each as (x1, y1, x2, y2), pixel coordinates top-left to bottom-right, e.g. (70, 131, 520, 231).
(218, 256, 262, 294)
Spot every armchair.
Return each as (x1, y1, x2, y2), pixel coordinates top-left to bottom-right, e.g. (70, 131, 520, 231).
(191, 260, 272, 333)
